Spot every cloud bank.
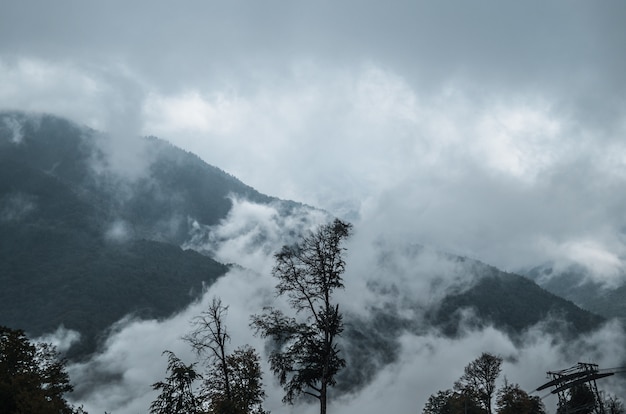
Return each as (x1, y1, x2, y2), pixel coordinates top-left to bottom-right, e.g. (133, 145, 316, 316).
(67, 200, 626, 414)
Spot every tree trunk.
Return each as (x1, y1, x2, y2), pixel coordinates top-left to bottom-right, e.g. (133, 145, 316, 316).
(320, 383, 327, 414)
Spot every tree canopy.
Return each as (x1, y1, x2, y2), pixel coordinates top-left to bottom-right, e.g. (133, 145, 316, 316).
(424, 353, 546, 414)
(150, 297, 268, 414)
(454, 352, 503, 414)
(0, 325, 83, 414)
(150, 351, 202, 414)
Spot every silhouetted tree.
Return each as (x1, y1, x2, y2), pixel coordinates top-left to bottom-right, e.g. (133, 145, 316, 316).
(186, 298, 233, 404)
(150, 350, 202, 414)
(0, 326, 82, 414)
(423, 389, 484, 414)
(186, 297, 268, 414)
(496, 381, 545, 414)
(423, 389, 456, 414)
(251, 219, 352, 414)
(205, 346, 268, 414)
(454, 352, 503, 414)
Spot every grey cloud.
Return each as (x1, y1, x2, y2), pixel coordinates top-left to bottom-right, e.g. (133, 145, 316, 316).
(34, 325, 81, 354)
(2, 115, 24, 143)
(183, 196, 331, 274)
(2, 1, 624, 96)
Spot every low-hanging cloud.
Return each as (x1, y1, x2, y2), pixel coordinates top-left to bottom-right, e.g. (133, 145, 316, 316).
(34, 325, 82, 354)
(183, 196, 331, 274)
(67, 201, 626, 414)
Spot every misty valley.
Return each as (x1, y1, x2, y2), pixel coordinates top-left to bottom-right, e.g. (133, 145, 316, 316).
(1, 112, 625, 414)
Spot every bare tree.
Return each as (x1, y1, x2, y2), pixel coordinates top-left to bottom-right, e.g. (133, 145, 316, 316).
(251, 219, 352, 414)
(185, 297, 233, 403)
(454, 352, 503, 414)
(185, 297, 268, 414)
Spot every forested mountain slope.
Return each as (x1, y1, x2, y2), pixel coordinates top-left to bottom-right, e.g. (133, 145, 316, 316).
(526, 264, 626, 323)
(0, 111, 607, 364)
(0, 111, 282, 357)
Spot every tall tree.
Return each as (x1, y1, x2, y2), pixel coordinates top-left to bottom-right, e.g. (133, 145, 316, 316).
(0, 326, 81, 414)
(454, 352, 503, 414)
(150, 351, 202, 414)
(252, 218, 352, 414)
(185, 297, 267, 414)
(186, 298, 233, 404)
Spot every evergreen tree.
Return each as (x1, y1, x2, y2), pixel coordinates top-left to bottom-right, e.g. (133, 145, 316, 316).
(203, 346, 268, 414)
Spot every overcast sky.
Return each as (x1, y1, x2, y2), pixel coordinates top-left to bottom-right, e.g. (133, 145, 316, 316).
(2, 1, 626, 279)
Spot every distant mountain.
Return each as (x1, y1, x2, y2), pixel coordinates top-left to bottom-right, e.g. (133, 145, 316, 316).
(0, 111, 305, 357)
(338, 248, 604, 391)
(428, 264, 603, 337)
(0, 111, 607, 367)
(525, 264, 626, 322)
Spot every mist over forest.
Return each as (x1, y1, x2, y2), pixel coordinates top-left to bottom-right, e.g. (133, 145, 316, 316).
(2, 2, 626, 413)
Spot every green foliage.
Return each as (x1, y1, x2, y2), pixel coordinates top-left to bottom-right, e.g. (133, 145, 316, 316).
(252, 219, 352, 414)
(176, 297, 268, 414)
(496, 382, 545, 414)
(204, 346, 268, 414)
(454, 353, 502, 414)
(150, 351, 202, 414)
(0, 325, 83, 414)
(424, 354, 544, 414)
(0, 229, 229, 357)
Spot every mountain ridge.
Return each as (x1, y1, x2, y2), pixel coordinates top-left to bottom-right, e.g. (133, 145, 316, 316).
(0, 111, 610, 365)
